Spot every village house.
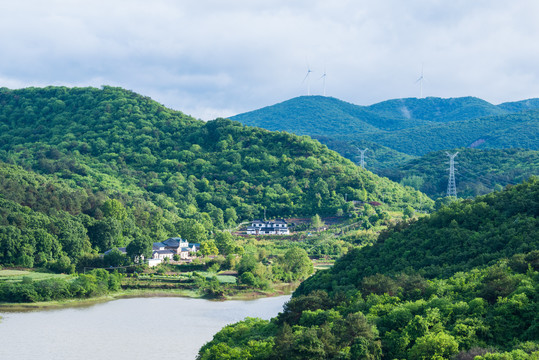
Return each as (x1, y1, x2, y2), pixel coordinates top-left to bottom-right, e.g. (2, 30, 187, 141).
(150, 237, 198, 265)
(246, 219, 290, 235)
(104, 237, 199, 267)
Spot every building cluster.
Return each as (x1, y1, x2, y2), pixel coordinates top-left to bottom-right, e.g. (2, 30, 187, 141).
(105, 219, 291, 266)
(104, 237, 199, 267)
(148, 237, 199, 267)
(246, 219, 290, 235)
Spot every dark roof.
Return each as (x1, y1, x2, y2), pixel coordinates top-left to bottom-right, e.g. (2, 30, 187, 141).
(251, 219, 288, 226)
(154, 249, 175, 255)
(104, 247, 127, 255)
(162, 237, 187, 247)
(247, 226, 288, 231)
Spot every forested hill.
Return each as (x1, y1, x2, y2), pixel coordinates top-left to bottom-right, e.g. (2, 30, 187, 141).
(0, 86, 431, 269)
(297, 176, 538, 291)
(231, 96, 430, 134)
(198, 177, 539, 360)
(365, 96, 527, 123)
(230, 95, 539, 157)
(379, 148, 539, 199)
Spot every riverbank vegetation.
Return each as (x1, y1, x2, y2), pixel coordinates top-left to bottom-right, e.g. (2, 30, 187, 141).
(197, 178, 539, 360)
(0, 209, 393, 305)
(0, 224, 353, 304)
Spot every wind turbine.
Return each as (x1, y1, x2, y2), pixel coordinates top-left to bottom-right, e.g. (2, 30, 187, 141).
(319, 67, 327, 96)
(416, 64, 424, 98)
(302, 64, 313, 96)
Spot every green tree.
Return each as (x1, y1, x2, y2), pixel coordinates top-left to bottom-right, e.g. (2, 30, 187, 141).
(403, 205, 415, 219)
(214, 231, 236, 255)
(87, 218, 123, 252)
(311, 214, 324, 232)
(408, 331, 459, 360)
(126, 234, 152, 262)
(280, 247, 314, 282)
(199, 240, 219, 256)
(101, 199, 127, 221)
(103, 248, 129, 267)
(176, 219, 208, 243)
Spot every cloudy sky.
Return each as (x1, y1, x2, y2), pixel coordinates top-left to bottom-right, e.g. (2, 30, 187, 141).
(1, 0, 539, 120)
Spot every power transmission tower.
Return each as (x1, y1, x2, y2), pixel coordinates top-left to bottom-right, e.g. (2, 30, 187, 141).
(446, 152, 458, 198)
(356, 147, 368, 169)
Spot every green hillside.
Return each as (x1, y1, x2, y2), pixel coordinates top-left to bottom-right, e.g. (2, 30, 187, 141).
(0, 86, 431, 270)
(498, 98, 539, 113)
(379, 148, 539, 199)
(297, 177, 538, 288)
(366, 111, 539, 155)
(312, 136, 417, 170)
(231, 96, 429, 134)
(198, 178, 539, 360)
(230, 95, 539, 158)
(365, 96, 507, 123)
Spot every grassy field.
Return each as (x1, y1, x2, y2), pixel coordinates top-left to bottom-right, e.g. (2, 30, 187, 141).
(313, 264, 334, 271)
(196, 272, 238, 284)
(0, 269, 72, 283)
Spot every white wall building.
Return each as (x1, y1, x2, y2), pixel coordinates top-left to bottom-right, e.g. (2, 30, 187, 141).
(246, 219, 290, 235)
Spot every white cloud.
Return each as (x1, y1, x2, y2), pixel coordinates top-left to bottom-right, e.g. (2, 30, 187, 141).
(1, 0, 539, 119)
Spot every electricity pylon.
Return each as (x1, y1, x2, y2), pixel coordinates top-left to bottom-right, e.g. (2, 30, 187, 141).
(356, 147, 368, 169)
(446, 152, 458, 198)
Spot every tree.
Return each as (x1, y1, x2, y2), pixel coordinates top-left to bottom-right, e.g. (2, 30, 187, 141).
(214, 231, 236, 255)
(311, 214, 324, 232)
(403, 205, 415, 219)
(176, 219, 208, 243)
(101, 199, 127, 221)
(400, 175, 425, 191)
(87, 218, 123, 252)
(199, 240, 219, 256)
(224, 207, 238, 226)
(126, 234, 152, 262)
(409, 331, 459, 360)
(103, 248, 129, 267)
(281, 247, 314, 281)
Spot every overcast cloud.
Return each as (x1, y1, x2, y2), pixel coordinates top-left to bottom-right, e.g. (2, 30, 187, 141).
(1, 0, 539, 120)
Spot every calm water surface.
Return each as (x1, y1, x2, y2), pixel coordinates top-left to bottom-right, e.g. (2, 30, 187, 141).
(0, 295, 290, 360)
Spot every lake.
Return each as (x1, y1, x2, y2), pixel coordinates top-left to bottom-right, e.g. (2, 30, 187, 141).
(0, 295, 290, 360)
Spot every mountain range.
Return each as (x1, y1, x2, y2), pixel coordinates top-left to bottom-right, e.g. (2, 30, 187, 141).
(230, 95, 539, 155)
(231, 95, 539, 198)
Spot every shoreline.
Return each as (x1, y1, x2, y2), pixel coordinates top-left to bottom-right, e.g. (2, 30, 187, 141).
(0, 284, 296, 312)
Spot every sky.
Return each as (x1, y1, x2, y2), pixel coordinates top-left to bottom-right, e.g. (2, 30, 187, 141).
(1, 0, 539, 120)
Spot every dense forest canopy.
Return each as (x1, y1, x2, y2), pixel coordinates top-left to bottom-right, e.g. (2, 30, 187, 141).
(379, 148, 539, 199)
(231, 95, 539, 157)
(297, 177, 539, 292)
(198, 178, 539, 359)
(0, 86, 431, 270)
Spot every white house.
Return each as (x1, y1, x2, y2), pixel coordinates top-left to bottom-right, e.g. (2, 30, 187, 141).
(105, 237, 199, 267)
(246, 219, 290, 235)
(152, 249, 175, 260)
(147, 237, 198, 266)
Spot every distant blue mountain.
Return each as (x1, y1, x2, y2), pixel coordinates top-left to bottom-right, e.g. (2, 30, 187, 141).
(230, 95, 539, 156)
